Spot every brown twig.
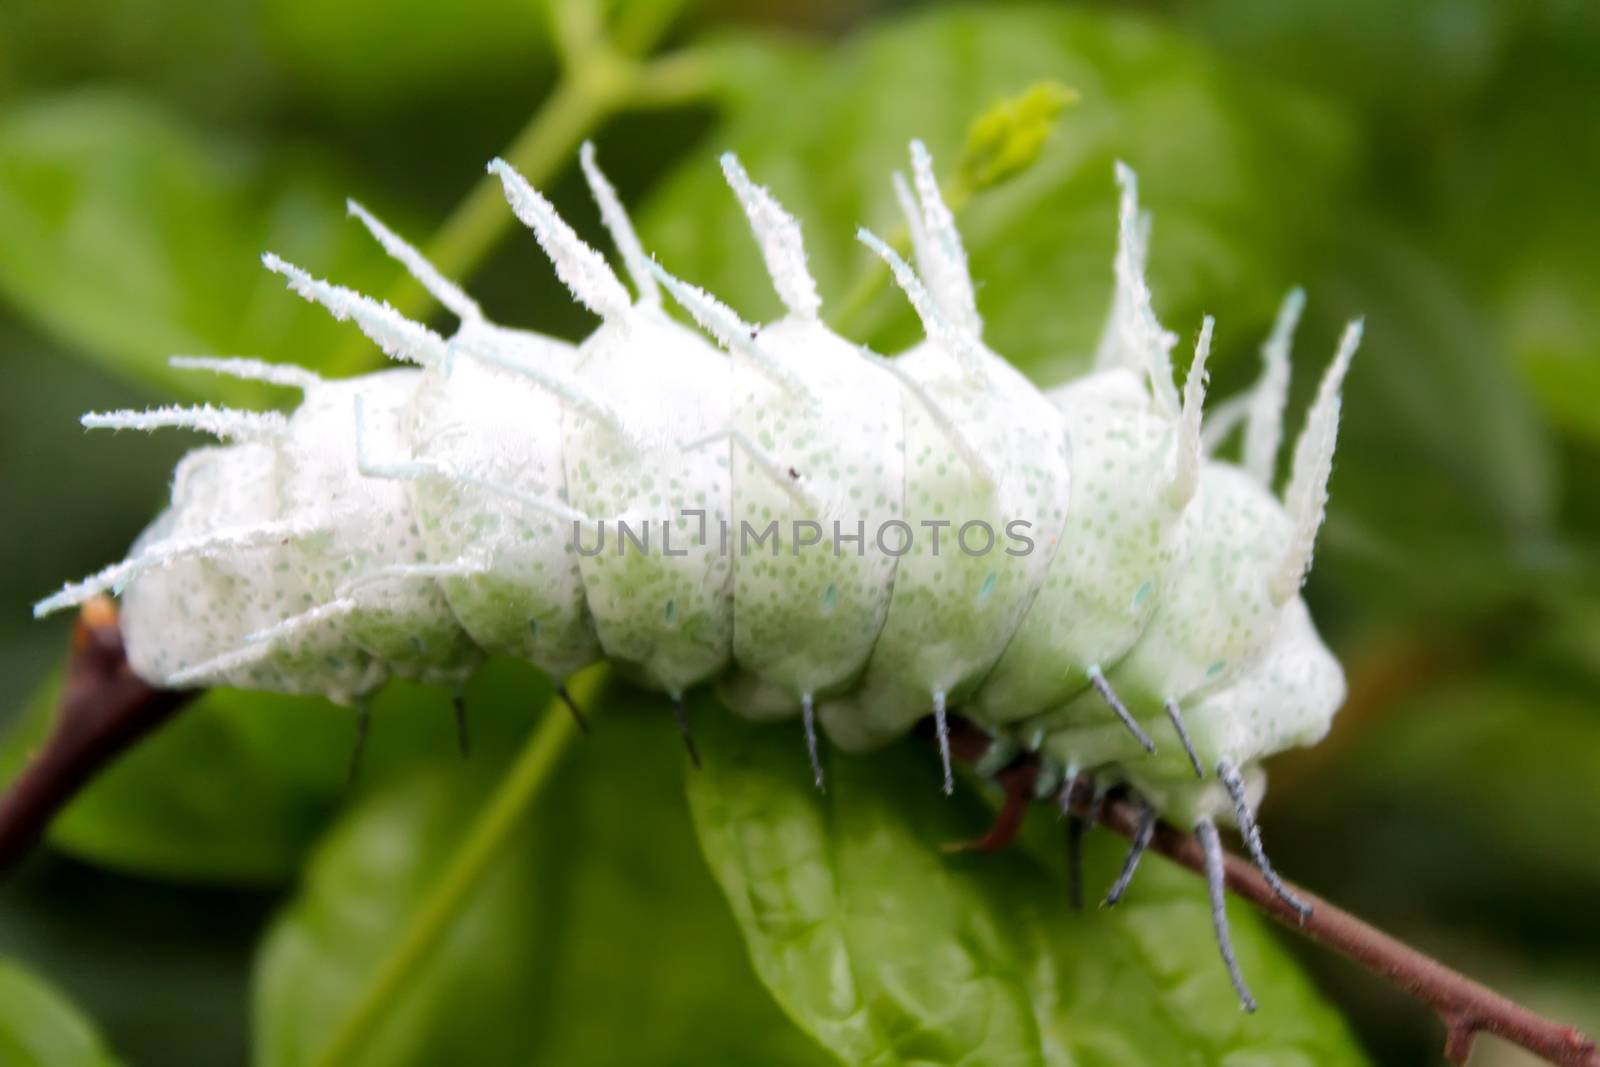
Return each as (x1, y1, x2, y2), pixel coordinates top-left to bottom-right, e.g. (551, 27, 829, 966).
(944, 719, 1600, 1067)
(0, 598, 195, 875)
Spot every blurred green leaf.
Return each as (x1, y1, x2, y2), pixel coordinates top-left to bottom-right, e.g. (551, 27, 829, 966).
(0, 661, 550, 885)
(1304, 223, 1560, 622)
(1286, 671, 1600, 918)
(1164, 0, 1517, 130)
(641, 5, 1356, 387)
(1425, 9, 1600, 447)
(0, 0, 275, 121)
(687, 707, 1367, 1065)
(0, 91, 402, 402)
(255, 702, 827, 1066)
(0, 957, 122, 1067)
(261, 0, 551, 115)
(254, 764, 544, 1066)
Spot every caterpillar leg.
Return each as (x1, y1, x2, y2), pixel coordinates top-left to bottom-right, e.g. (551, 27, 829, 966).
(1058, 773, 1099, 910)
(1196, 814, 1257, 1012)
(1086, 666, 1156, 753)
(670, 694, 700, 768)
(800, 694, 824, 793)
(1163, 698, 1205, 778)
(932, 691, 953, 796)
(1066, 813, 1086, 910)
(450, 690, 469, 758)
(1105, 800, 1156, 906)
(1217, 759, 1313, 921)
(346, 697, 372, 785)
(944, 757, 1033, 855)
(555, 683, 590, 735)
(1077, 776, 1116, 906)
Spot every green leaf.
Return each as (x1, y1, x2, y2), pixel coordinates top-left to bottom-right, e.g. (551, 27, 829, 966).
(0, 957, 122, 1067)
(641, 5, 1355, 387)
(253, 764, 542, 1066)
(1168, 0, 1516, 131)
(260, 0, 551, 115)
(1295, 222, 1561, 629)
(0, 0, 276, 121)
(1315, 224, 1556, 541)
(687, 707, 1368, 1066)
(1284, 670, 1600, 910)
(254, 701, 828, 1067)
(0, 91, 402, 401)
(0, 661, 551, 885)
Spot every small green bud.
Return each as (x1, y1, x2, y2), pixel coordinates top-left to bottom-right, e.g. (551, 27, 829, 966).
(959, 80, 1079, 194)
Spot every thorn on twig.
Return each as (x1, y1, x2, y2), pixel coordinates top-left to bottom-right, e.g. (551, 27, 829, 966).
(0, 598, 194, 877)
(1443, 1016, 1479, 1065)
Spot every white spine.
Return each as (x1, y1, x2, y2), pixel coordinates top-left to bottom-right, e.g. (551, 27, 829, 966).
(168, 356, 322, 391)
(80, 404, 285, 441)
(488, 157, 633, 321)
(907, 140, 982, 337)
(1243, 287, 1305, 487)
(166, 597, 361, 688)
(579, 142, 660, 305)
(346, 199, 483, 322)
(447, 335, 639, 448)
(1168, 315, 1214, 507)
(33, 515, 330, 618)
(646, 260, 819, 406)
(856, 227, 987, 384)
(262, 253, 447, 367)
(719, 152, 821, 319)
(1096, 163, 1179, 415)
(1273, 318, 1362, 604)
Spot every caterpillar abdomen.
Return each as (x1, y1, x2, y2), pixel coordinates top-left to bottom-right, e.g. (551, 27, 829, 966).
(43, 138, 1360, 844)
(407, 329, 599, 680)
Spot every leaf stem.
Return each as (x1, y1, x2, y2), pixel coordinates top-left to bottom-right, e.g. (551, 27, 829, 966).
(307, 665, 608, 1067)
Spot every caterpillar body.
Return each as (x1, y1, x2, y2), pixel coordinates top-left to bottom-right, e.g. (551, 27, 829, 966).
(38, 140, 1360, 1009)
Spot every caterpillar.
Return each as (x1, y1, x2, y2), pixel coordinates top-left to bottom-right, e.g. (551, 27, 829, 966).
(35, 139, 1359, 1011)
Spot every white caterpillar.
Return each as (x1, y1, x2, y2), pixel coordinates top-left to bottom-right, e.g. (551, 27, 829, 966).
(37, 140, 1359, 1010)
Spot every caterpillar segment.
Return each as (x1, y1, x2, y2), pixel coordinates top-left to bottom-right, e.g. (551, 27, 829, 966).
(36, 140, 1362, 1009)
(648, 158, 905, 766)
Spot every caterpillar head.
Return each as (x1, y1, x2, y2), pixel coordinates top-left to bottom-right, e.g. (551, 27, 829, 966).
(120, 440, 386, 702)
